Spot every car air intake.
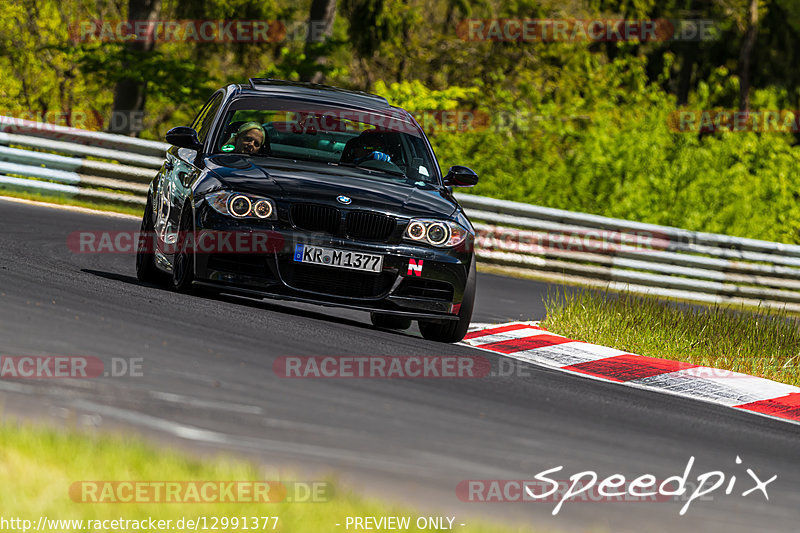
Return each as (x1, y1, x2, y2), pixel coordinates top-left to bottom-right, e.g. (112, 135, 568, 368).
(346, 211, 396, 241)
(396, 278, 454, 301)
(207, 254, 275, 281)
(290, 204, 340, 234)
(283, 263, 395, 298)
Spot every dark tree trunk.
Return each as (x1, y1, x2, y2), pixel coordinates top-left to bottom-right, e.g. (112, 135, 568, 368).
(109, 0, 161, 136)
(676, 48, 695, 107)
(301, 0, 337, 84)
(738, 0, 759, 111)
(675, 0, 696, 107)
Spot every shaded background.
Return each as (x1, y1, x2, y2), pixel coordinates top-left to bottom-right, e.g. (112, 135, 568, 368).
(2, 0, 800, 239)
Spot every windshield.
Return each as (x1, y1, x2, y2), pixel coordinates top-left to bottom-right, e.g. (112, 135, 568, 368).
(214, 97, 439, 184)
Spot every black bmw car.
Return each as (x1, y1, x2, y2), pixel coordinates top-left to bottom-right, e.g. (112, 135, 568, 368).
(136, 79, 479, 342)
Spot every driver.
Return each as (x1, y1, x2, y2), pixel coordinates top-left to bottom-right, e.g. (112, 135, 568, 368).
(223, 122, 265, 154)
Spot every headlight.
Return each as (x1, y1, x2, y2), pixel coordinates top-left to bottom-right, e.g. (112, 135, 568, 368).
(407, 221, 426, 240)
(205, 191, 277, 220)
(403, 219, 470, 248)
(426, 223, 448, 245)
(229, 195, 252, 218)
(253, 199, 273, 219)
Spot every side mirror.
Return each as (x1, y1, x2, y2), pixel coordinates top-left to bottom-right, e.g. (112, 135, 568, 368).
(444, 165, 479, 187)
(166, 126, 202, 150)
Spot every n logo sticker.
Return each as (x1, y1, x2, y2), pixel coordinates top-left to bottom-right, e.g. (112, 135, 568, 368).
(407, 259, 423, 276)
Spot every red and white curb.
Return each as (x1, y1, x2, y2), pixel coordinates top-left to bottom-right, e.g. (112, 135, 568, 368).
(462, 321, 800, 426)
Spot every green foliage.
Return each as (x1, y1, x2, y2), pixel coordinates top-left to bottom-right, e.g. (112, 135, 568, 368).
(374, 45, 800, 244)
(4, 0, 800, 243)
(66, 43, 211, 101)
(373, 80, 479, 112)
(340, 0, 425, 59)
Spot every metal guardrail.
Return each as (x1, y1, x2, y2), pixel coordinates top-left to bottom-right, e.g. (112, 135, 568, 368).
(2, 115, 800, 311)
(0, 116, 159, 205)
(455, 195, 800, 311)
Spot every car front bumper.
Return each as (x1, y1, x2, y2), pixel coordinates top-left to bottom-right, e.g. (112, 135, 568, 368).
(189, 208, 473, 319)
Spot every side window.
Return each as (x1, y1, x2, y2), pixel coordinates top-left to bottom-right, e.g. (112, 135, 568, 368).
(190, 95, 214, 130)
(192, 92, 224, 144)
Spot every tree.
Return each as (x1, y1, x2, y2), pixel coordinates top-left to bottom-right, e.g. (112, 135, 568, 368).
(301, 0, 338, 84)
(737, 0, 759, 111)
(109, 0, 162, 135)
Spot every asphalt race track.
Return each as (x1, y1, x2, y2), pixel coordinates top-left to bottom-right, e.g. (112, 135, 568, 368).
(0, 196, 799, 533)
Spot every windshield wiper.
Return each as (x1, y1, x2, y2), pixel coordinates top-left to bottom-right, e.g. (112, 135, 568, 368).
(339, 161, 407, 178)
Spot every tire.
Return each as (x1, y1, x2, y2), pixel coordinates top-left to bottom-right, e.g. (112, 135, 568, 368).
(171, 203, 196, 293)
(418, 256, 476, 343)
(136, 194, 167, 285)
(370, 312, 412, 330)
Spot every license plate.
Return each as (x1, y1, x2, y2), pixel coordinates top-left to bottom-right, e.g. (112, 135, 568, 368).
(293, 244, 383, 273)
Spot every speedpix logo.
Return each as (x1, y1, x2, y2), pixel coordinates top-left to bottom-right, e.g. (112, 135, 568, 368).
(457, 456, 776, 515)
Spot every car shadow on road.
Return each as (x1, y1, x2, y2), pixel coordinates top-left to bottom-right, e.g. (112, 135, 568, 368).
(80, 268, 423, 341)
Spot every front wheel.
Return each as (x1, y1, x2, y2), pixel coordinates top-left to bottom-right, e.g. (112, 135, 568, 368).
(171, 204, 195, 292)
(418, 256, 476, 343)
(136, 194, 167, 285)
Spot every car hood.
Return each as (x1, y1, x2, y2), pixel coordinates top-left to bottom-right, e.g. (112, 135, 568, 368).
(203, 155, 457, 218)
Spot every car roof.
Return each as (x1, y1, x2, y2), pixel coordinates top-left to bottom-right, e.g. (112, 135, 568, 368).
(232, 79, 393, 111)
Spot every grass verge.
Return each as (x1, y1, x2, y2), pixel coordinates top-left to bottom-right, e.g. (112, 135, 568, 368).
(541, 289, 800, 387)
(0, 189, 143, 217)
(0, 421, 539, 533)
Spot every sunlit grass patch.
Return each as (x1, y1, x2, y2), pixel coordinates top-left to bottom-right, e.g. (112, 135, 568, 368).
(0, 422, 542, 533)
(541, 289, 800, 387)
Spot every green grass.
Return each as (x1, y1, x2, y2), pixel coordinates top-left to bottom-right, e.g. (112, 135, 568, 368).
(0, 421, 543, 533)
(0, 189, 143, 217)
(541, 290, 800, 387)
